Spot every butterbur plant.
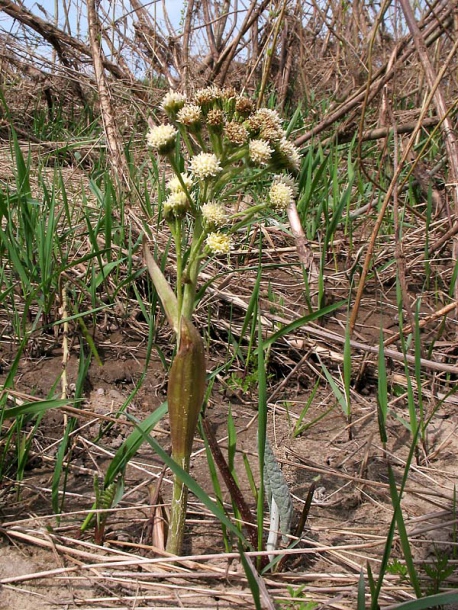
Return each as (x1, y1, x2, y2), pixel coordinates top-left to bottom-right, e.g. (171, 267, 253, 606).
(144, 86, 301, 555)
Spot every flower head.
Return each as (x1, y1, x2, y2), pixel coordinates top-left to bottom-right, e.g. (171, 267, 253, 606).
(201, 202, 226, 228)
(247, 108, 284, 142)
(256, 108, 283, 130)
(275, 174, 299, 197)
(190, 153, 222, 180)
(166, 173, 193, 194)
(235, 96, 254, 117)
(207, 109, 225, 134)
(224, 121, 248, 146)
(249, 139, 273, 166)
(221, 86, 237, 101)
(161, 90, 186, 117)
(177, 103, 202, 129)
(275, 138, 301, 172)
(147, 124, 177, 155)
(163, 191, 189, 220)
(268, 178, 296, 210)
(194, 86, 223, 110)
(206, 232, 231, 254)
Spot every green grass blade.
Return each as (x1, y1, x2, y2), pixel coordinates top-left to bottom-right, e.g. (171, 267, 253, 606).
(357, 569, 366, 610)
(388, 591, 458, 609)
(261, 300, 345, 350)
(3, 398, 78, 419)
(371, 428, 421, 609)
(377, 326, 388, 445)
(104, 402, 168, 486)
(318, 355, 348, 417)
(227, 407, 238, 482)
(257, 311, 267, 557)
(388, 465, 422, 598)
(199, 419, 231, 552)
(343, 323, 352, 421)
(238, 543, 262, 610)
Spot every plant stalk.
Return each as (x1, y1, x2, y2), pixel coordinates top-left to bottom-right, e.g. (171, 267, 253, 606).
(167, 454, 189, 555)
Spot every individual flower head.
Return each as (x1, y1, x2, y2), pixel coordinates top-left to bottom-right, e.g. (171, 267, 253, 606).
(249, 139, 273, 166)
(235, 96, 254, 117)
(190, 153, 222, 180)
(166, 173, 194, 194)
(268, 176, 297, 210)
(274, 138, 301, 172)
(247, 108, 284, 142)
(207, 109, 225, 134)
(161, 90, 186, 117)
(177, 103, 202, 131)
(221, 86, 238, 101)
(163, 191, 189, 220)
(206, 232, 231, 254)
(220, 87, 238, 117)
(147, 124, 178, 155)
(256, 108, 283, 130)
(193, 86, 223, 112)
(276, 173, 299, 197)
(224, 121, 248, 146)
(201, 201, 226, 229)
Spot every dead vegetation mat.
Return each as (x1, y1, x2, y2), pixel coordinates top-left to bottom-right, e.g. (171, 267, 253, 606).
(0, 140, 458, 608)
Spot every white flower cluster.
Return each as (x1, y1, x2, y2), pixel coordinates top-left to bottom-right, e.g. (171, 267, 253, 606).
(147, 124, 177, 155)
(190, 153, 222, 180)
(147, 87, 302, 260)
(206, 232, 231, 254)
(167, 173, 193, 193)
(163, 191, 189, 219)
(177, 104, 202, 127)
(249, 139, 273, 166)
(201, 202, 226, 228)
(269, 177, 297, 210)
(161, 90, 186, 115)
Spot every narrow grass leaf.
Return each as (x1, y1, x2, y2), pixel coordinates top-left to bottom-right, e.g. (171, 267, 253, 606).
(104, 402, 168, 486)
(343, 323, 352, 420)
(261, 300, 345, 350)
(377, 326, 388, 445)
(3, 398, 78, 419)
(388, 591, 458, 609)
(257, 311, 267, 556)
(357, 569, 366, 610)
(318, 355, 348, 417)
(388, 465, 422, 598)
(238, 544, 262, 610)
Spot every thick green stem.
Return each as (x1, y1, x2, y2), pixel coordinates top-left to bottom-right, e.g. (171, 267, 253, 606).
(166, 454, 189, 555)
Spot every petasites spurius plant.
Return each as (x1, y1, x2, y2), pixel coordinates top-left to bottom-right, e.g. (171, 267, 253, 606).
(144, 86, 300, 555)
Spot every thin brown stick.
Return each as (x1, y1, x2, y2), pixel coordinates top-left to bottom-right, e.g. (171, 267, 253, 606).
(391, 115, 415, 331)
(384, 301, 458, 347)
(399, 0, 458, 324)
(0, 0, 132, 83)
(200, 415, 262, 559)
(322, 116, 439, 146)
(86, 0, 129, 191)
